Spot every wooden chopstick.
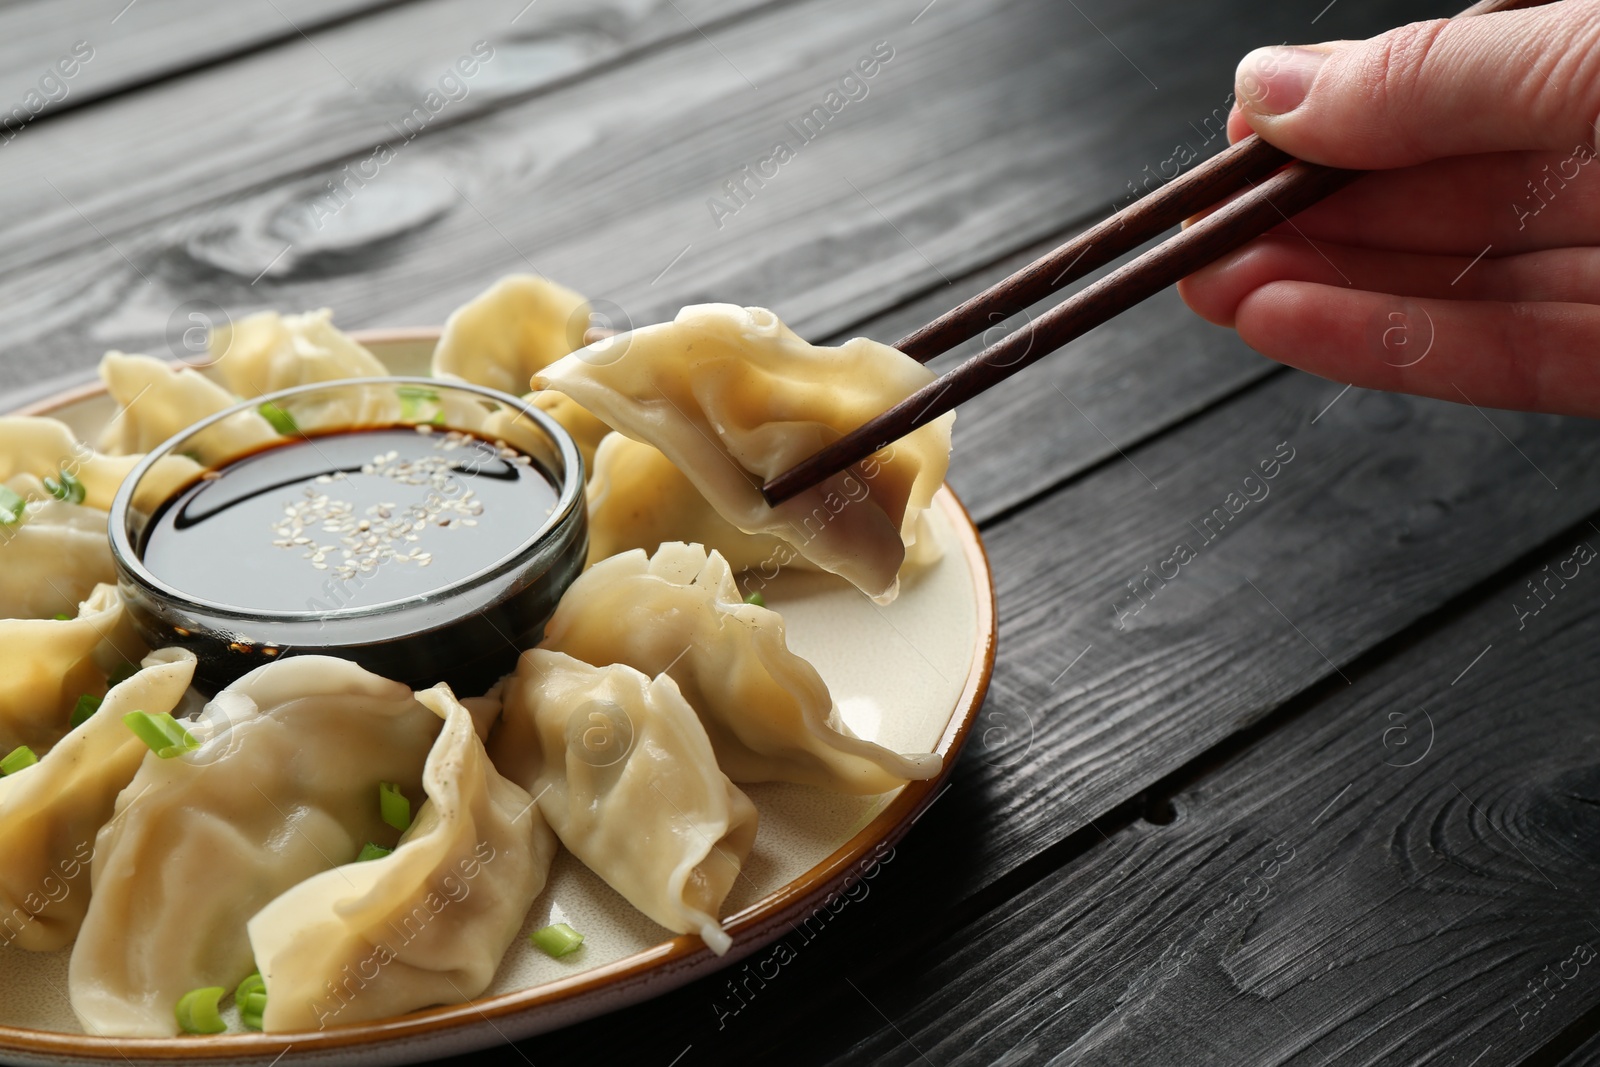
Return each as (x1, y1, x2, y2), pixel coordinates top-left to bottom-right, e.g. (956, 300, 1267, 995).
(762, 160, 1361, 504)
(895, 134, 1289, 363)
(761, 0, 1558, 507)
(893, 0, 1551, 366)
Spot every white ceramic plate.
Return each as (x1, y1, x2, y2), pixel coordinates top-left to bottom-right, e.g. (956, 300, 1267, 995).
(0, 331, 996, 1066)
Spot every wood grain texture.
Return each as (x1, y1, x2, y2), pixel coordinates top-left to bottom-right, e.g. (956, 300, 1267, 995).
(957, 372, 1600, 903)
(780, 516, 1600, 1067)
(0, 0, 778, 280)
(0, 0, 397, 117)
(0, 0, 1448, 437)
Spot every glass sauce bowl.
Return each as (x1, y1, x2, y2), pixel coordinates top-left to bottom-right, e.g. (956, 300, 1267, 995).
(108, 377, 587, 695)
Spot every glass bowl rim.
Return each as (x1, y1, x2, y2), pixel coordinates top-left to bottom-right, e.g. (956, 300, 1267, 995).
(106, 375, 587, 623)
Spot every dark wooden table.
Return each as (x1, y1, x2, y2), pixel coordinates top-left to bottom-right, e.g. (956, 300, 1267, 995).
(5, 0, 1599, 1063)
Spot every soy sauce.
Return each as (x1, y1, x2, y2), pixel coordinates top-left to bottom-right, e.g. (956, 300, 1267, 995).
(140, 427, 560, 614)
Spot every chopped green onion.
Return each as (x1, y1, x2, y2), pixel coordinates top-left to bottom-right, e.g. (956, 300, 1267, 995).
(70, 693, 103, 729)
(0, 485, 24, 526)
(258, 402, 298, 435)
(529, 922, 584, 958)
(357, 842, 393, 862)
(744, 591, 766, 608)
(397, 385, 441, 421)
(235, 972, 267, 1032)
(378, 781, 411, 832)
(53, 612, 72, 621)
(107, 660, 140, 687)
(0, 745, 38, 776)
(123, 711, 200, 759)
(174, 986, 227, 1035)
(42, 469, 85, 505)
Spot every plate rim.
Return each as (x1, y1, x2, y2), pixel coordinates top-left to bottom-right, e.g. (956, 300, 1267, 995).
(0, 329, 998, 1061)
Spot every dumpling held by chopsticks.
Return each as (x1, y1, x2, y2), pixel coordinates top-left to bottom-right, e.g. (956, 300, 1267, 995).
(531, 304, 953, 604)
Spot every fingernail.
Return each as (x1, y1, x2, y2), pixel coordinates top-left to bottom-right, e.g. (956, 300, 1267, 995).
(1236, 46, 1332, 117)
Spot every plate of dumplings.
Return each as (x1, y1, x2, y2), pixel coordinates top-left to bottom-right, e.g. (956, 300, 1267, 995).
(0, 276, 996, 1066)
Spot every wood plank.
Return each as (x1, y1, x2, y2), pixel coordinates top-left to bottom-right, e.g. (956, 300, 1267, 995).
(0, 0, 1447, 459)
(0, 1, 397, 115)
(959, 373, 1600, 899)
(777, 514, 1600, 1066)
(0, 0, 780, 281)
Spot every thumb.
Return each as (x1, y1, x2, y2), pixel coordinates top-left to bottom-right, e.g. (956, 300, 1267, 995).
(1234, 1, 1600, 169)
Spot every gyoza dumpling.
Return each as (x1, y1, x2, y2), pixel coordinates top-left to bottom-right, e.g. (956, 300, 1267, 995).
(586, 434, 809, 574)
(70, 656, 445, 1037)
(528, 390, 610, 471)
(492, 649, 757, 955)
(95, 351, 277, 456)
(531, 303, 955, 604)
(246, 685, 554, 1031)
(208, 309, 395, 431)
(209, 308, 387, 397)
(0, 417, 139, 511)
(0, 648, 196, 951)
(0, 584, 144, 757)
(540, 543, 940, 794)
(0, 479, 117, 620)
(432, 274, 589, 396)
(0, 416, 200, 512)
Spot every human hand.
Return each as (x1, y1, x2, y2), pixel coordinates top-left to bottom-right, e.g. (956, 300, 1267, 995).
(1177, 1, 1600, 415)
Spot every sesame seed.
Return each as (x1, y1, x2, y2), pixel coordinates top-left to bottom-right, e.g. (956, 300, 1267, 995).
(265, 431, 529, 589)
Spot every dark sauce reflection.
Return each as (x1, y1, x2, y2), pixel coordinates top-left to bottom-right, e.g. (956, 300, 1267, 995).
(141, 427, 559, 614)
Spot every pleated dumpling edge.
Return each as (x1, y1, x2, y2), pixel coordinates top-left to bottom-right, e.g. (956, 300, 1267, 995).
(531, 303, 954, 604)
(246, 682, 555, 1032)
